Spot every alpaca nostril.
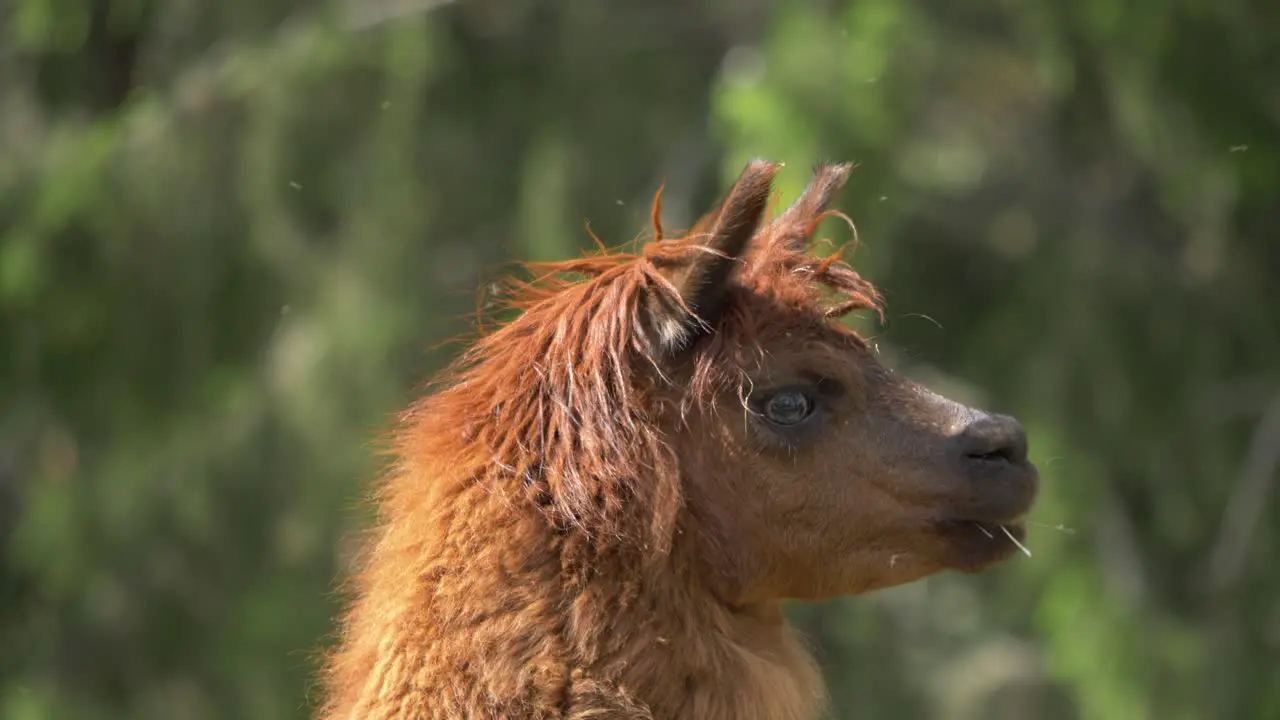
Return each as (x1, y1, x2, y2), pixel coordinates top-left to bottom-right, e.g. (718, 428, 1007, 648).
(958, 414, 1029, 466)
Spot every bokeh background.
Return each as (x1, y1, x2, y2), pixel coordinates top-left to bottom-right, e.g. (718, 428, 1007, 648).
(2, 0, 1277, 718)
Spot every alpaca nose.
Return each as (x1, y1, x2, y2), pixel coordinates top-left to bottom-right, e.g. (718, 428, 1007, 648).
(956, 413, 1029, 467)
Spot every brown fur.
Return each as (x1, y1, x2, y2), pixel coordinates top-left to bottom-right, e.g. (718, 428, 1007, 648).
(319, 161, 1039, 719)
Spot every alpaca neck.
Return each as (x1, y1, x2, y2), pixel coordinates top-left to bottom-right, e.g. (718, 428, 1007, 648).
(600, 553, 827, 720)
(324, 482, 826, 719)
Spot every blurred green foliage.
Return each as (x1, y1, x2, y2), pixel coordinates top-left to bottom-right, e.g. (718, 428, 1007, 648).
(1, 1, 1276, 718)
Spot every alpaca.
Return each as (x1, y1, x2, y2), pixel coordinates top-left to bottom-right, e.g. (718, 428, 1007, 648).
(319, 161, 1040, 719)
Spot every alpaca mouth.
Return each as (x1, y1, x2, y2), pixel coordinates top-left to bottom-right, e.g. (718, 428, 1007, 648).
(939, 514, 1027, 536)
(953, 460, 1040, 529)
(934, 465, 1037, 566)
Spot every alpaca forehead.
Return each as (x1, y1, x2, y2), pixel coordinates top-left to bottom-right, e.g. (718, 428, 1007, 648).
(738, 339, 862, 385)
(730, 309, 866, 367)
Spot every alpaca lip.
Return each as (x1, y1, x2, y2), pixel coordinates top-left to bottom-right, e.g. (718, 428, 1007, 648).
(956, 461, 1040, 523)
(964, 454, 1038, 484)
(962, 512, 1028, 528)
(938, 516, 1027, 535)
(939, 483, 1037, 529)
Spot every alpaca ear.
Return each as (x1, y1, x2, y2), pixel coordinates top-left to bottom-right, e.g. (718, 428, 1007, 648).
(772, 162, 853, 250)
(646, 160, 780, 354)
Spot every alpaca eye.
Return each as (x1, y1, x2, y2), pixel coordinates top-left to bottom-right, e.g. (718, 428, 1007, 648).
(763, 391, 814, 426)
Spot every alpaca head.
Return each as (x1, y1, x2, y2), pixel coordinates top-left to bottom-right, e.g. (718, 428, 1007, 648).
(431, 159, 1039, 606)
(636, 160, 1040, 604)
